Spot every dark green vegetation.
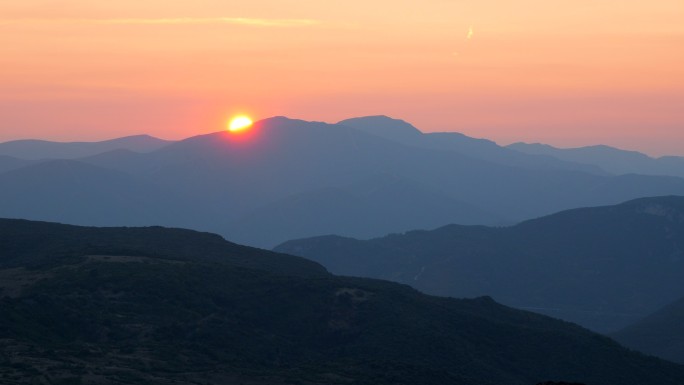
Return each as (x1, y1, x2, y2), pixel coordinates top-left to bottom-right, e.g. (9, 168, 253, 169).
(276, 196, 684, 332)
(2, 219, 684, 384)
(0, 219, 325, 277)
(612, 295, 684, 364)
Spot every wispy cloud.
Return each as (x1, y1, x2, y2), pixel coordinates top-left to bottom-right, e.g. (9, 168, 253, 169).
(0, 17, 321, 27)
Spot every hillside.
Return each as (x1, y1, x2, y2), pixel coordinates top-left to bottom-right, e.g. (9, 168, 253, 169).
(276, 196, 684, 332)
(0, 218, 326, 277)
(612, 296, 684, 364)
(2, 219, 683, 384)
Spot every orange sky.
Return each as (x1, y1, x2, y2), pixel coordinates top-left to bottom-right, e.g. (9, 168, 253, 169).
(1, 0, 683, 155)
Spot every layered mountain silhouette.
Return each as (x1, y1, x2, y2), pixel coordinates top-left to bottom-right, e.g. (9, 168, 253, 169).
(611, 295, 684, 364)
(276, 196, 684, 332)
(340, 116, 606, 175)
(0, 155, 32, 174)
(0, 160, 184, 227)
(509, 142, 684, 178)
(1, 218, 683, 384)
(226, 174, 502, 247)
(3, 116, 684, 248)
(0, 134, 172, 160)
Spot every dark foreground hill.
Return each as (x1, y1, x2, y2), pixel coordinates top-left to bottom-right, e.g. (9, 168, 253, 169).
(0, 218, 325, 277)
(612, 296, 684, 364)
(276, 196, 684, 332)
(1, 220, 683, 384)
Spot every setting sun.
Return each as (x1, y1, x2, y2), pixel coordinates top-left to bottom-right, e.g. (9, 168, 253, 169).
(228, 116, 253, 132)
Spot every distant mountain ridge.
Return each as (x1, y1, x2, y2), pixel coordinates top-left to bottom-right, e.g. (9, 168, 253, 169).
(0, 159, 182, 227)
(0, 134, 172, 160)
(1, 218, 683, 385)
(276, 196, 684, 332)
(226, 173, 503, 247)
(3, 116, 684, 248)
(508, 142, 684, 178)
(339, 116, 606, 175)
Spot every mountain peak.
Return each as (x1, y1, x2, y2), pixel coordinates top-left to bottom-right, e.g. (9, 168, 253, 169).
(337, 116, 423, 142)
(255, 115, 329, 127)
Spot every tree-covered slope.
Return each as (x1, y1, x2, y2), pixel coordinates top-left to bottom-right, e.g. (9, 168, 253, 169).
(1, 219, 683, 384)
(276, 196, 684, 332)
(0, 218, 327, 277)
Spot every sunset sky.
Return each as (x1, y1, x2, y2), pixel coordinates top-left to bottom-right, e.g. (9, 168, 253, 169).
(1, 0, 683, 155)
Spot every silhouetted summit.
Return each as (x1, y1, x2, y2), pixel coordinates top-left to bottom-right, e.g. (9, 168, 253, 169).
(339, 115, 424, 142)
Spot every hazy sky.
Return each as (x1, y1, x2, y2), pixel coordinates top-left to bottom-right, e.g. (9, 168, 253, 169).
(1, 1, 683, 155)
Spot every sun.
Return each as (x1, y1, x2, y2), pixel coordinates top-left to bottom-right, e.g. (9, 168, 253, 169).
(228, 115, 253, 132)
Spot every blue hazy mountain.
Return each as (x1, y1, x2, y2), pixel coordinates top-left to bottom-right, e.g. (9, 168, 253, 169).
(0, 134, 172, 160)
(276, 196, 684, 332)
(611, 295, 684, 364)
(226, 173, 503, 247)
(1, 218, 683, 385)
(4, 116, 684, 248)
(509, 142, 684, 178)
(0, 155, 33, 174)
(0, 159, 186, 227)
(339, 116, 606, 174)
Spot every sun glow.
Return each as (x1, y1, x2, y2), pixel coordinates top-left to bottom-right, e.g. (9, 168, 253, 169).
(228, 115, 253, 132)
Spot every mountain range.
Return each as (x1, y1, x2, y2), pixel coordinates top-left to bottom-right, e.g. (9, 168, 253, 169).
(509, 142, 684, 178)
(339, 116, 606, 175)
(0, 134, 171, 160)
(2, 218, 683, 384)
(276, 196, 684, 333)
(3, 116, 684, 248)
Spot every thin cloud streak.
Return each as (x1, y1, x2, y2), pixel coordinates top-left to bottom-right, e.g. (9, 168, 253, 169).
(0, 17, 321, 27)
